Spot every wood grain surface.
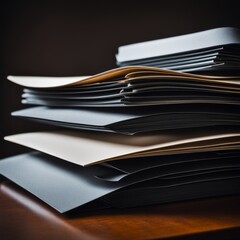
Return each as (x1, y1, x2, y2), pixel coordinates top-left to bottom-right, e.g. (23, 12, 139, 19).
(0, 180, 240, 240)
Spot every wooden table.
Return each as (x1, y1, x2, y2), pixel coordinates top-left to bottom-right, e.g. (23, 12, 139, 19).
(0, 180, 240, 240)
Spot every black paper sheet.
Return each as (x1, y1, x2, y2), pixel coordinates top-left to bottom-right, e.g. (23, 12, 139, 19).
(1, 151, 240, 213)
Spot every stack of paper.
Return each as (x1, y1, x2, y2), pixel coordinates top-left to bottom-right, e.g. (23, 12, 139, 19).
(116, 27, 240, 73)
(1, 28, 240, 214)
(7, 67, 240, 134)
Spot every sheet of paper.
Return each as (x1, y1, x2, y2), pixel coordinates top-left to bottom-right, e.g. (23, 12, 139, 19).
(116, 27, 240, 62)
(0, 152, 117, 212)
(4, 129, 240, 166)
(7, 66, 240, 88)
(12, 106, 240, 134)
(1, 152, 240, 212)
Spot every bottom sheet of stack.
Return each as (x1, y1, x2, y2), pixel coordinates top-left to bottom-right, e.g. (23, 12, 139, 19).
(1, 129, 240, 214)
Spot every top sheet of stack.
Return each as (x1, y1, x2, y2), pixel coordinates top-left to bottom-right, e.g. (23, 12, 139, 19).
(116, 27, 240, 73)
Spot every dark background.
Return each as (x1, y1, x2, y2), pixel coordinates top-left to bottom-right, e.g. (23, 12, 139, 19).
(1, 0, 240, 158)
